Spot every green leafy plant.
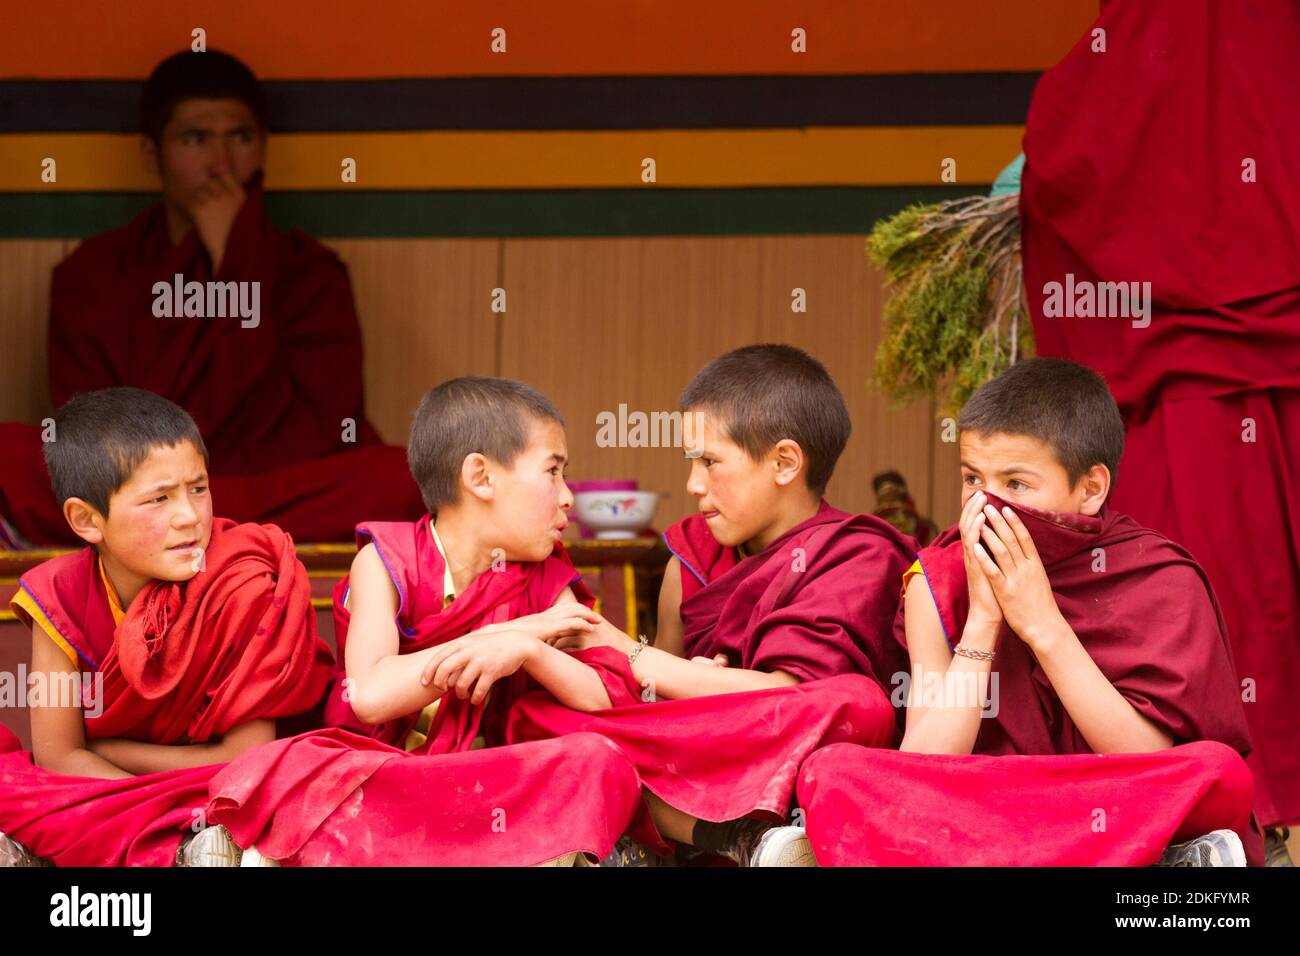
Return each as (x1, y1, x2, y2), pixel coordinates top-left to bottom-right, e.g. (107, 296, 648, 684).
(869, 193, 1033, 416)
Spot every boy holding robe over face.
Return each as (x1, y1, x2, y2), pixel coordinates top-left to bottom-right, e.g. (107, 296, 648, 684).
(204, 378, 644, 866)
(0, 388, 333, 866)
(505, 345, 914, 865)
(796, 358, 1262, 866)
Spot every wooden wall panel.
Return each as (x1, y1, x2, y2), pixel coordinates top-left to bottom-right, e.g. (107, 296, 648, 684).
(0, 240, 67, 425)
(327, 238, 501, 444)
(499, 235, 948, 530)
(752, 235, 940, 524)
(500, 237, 762, 527)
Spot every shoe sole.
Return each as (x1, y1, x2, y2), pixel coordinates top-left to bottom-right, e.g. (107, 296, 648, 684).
(751, 826, 819, 867)
(179, 825, 243, 867)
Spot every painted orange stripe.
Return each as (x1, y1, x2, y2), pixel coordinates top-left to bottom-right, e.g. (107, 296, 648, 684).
(4, 0, 1096, 79)
(0, 127, 1024, 190)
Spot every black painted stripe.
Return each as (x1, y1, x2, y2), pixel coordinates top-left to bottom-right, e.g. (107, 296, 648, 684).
(0, 73, 1040, 133)
(0, 186, 980, 238)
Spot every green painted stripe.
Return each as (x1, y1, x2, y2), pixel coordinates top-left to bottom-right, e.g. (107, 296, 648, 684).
(0, 186, 984, 238)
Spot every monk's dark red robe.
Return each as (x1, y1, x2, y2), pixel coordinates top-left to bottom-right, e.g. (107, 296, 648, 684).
(1020, 0, 1300, 826)
(204, 517, 643, 865)
(797, 494, 1264, 865)
(0, 519, 333, 865)
(503, 502, 914, 851)
(0, 173, 422, 546)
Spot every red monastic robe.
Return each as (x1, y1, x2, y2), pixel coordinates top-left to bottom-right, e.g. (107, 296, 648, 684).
(0, 519, 333, 865)
(0, 174, 422, 546)
(1020, 0, 1300, 826)
(204, 517, 643, 865)
(797, 494, 1264, 865)
(503, 502, 914, 850)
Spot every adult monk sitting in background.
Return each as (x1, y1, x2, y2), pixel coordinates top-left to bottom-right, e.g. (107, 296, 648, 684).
(0, 49, 423, 547)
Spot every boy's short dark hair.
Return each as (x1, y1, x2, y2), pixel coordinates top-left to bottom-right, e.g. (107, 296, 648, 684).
(140, 50, 269, 143)
(957, 357, 1126, 485)
(408, 377, 565, 513)
(679, 344, 851, 496)
(45, 388, 209, 516)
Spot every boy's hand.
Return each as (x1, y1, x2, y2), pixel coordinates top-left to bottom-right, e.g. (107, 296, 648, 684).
(971, 501, 1065, 649)
(186, 172, 245, 273)
(961, 492, 1004, 630)
(552, 616, 640, 655)
(420, 631, 533, 706)
(475, 604, 601, 646)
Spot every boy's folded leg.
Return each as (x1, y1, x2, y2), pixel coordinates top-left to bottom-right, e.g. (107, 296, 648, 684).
(206, 729, 642, 867)
(796, 740, 1261, 866)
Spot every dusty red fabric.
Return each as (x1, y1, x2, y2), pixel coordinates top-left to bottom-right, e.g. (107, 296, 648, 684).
(1020, 0, 1300, 824)
(508, 667, 897, 853)
(799, 741, 1260, 866)
(206, 727, 641, 866)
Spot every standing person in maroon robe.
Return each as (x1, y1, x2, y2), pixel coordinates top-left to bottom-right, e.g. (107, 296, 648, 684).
(0, 49, 422, 547)
(0, 388, 332, 866)
(797, 360, 1261, 866)
(509, 346, 913, 865)
(1019, 0, 1299, 857)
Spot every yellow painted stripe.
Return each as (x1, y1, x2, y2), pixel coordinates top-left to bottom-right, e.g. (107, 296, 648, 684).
(0, 127, 1023, 191)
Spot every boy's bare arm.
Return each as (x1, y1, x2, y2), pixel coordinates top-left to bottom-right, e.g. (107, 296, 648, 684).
(28, 628, 131, 779)
(897, 574, 994, 755)
(654, 556, 686, 657)
(555, 618, 797, 698)
(344, 544, 451, 725)
(87, 719, 277, 775)
(519, 641, 612, 710)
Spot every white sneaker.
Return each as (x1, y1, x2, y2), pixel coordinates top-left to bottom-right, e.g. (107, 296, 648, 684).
(239, 845, 282, 867)
(748, 826, 820, 867)
(1157, 829, 1247, 867)
(176, 824, 243, 867)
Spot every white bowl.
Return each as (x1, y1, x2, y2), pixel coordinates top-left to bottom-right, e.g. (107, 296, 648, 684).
(573, 491, 659, 540)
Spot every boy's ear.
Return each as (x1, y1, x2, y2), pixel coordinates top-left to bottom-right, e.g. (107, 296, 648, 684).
(1076, 464, 1112, 516)
(771, 438, 806, 489)
(460, 453, 495, 503)
(62, 497, 106, 547)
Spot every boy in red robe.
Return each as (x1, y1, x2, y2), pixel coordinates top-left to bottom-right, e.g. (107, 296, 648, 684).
(0, 387, 333, 866)
(202, 377, 647, 866)
(505, 345, 914, 865)
(0, 49, 422, 548)
(796, 359, 1262, 866)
